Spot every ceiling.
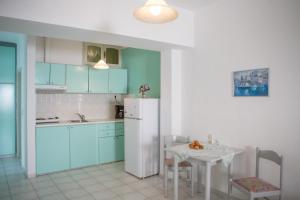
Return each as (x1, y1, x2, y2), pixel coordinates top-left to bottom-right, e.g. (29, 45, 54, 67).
(167, 0, 218, 11)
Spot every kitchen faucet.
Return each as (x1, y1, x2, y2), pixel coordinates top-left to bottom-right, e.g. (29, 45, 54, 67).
(75, 113, 86, 122)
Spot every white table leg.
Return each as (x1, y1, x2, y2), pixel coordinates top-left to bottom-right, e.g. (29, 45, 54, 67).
(205, 163, 211, 200)
(197, 162, 202, 193)
(174, 155, 179, 200)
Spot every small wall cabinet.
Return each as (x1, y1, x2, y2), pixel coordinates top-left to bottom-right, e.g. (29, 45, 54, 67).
(108, 69, 127, 94)
(84, 44, 121, 67)
(88, 68, 109, 93)
(35, 62, 66, 85)
(66, 65, 89, 93)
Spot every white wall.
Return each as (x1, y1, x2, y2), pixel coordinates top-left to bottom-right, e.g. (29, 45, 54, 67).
(26, 36, 36, 177)
(160, 49, 183, 173)
(0, 0, 194, 47)
(181, 0, 300, 199)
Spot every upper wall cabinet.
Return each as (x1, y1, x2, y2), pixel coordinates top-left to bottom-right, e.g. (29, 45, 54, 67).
(50, 64, 66, 85)
(88, 68, 109, 93)
(36, 62, 50, 85)
(35, 62, 66, 86)
(108, 69, 127, 94)
(84, 44, 121, 67)
(105, 47, 120, 66)
(66, 65, 89, 93)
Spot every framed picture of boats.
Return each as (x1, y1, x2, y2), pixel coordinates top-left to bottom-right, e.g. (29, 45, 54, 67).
(233, 68, 269, 96)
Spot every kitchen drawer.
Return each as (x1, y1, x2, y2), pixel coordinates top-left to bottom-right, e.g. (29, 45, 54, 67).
(98, 123, 115, 131)
(98, 130, 115, 138)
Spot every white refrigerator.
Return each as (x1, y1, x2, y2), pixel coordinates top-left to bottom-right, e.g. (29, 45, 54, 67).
(124, 98, 159, 178)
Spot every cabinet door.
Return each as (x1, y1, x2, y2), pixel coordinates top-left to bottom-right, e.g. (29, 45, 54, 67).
(50, 64, 66, 85)
(70, 125, 98, 168)
(99, 137, 116, 164)
(105, 48, 119, 65)
(66, 65, 89, 93)
(88, 68, 109, 93)
(115, 122, 124, 136)
(116, 136, 124, 161)
(108, 69, 127, 94)
(36, 62, 50, 85)
(36, 126, 70, 175)
(0, 45, 15, 83)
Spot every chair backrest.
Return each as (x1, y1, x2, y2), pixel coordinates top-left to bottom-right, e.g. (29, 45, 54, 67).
(256, 147, 283, 189)
(164, 135, 190, 159)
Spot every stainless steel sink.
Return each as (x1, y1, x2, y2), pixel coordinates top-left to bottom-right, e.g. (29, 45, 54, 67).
(69, 120, 89, 123)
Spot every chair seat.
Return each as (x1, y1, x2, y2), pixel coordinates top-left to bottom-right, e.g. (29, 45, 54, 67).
(233, 177, 280, 193)
(165, 158, 192, 167)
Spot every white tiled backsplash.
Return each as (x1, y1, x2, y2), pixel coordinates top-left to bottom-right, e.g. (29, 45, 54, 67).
(36, 93, 123, 120)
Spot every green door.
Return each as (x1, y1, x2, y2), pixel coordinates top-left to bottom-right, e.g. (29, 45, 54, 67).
(50, 64, 66, 85)
(108, 69, 127, 94)
(116, 136, 124, 161)
(0, 44, 16, 156)
(66, 65, 89, 93)
(88, 68, 109, 93)
(105, 48, 119, 65)
(70, 125, 98, 168)
(36, 62, 50, 85)
(36, 126, 70, 174)
(0, 45, 15, 83)
(99, 137, 116, 164)
(0, 84, 15, 156)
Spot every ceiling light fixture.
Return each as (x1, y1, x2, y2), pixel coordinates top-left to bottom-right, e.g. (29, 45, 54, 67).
(134, 0, 178, 24)
(94, 59, 109, 69)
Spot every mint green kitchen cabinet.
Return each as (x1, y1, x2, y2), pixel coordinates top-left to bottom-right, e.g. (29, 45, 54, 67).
(116, 136, 124, 161)
(115, 122, 124, 136)
(88, 68, 109, 93)
(66, 65, 89, 93)
(35, 62, 50, 85)
(70, 125, 98, 168)
(36, 126, 70, 175)
(50, 63, 66, 85)
(36, 62, 66, 86)
(108, 69, 127, 94)
(99, 137, 116, 164)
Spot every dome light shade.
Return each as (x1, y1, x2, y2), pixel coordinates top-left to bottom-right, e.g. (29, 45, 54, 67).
(94, 59, 109, 69)
(134, 0, 178, 24)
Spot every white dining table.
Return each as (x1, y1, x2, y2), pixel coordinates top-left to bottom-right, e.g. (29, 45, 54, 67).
(165, 143, 243, 200)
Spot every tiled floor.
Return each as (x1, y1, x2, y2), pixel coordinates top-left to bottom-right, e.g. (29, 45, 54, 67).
(0, 157, 238, 200)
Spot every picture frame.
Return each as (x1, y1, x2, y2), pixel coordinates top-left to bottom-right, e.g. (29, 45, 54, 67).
(233, 68, 269, 97)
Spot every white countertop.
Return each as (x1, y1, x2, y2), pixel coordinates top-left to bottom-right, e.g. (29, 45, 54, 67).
(36, 118, 124, 128)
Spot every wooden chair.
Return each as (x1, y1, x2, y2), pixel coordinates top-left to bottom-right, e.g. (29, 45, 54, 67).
(163, 135, 195, 197)
(229, 147, 283, 200)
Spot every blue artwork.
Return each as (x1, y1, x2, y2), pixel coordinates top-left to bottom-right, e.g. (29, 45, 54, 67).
(233, 68, 269, 96)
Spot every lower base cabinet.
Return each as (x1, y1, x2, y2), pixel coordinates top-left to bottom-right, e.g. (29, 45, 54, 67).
(70, 125, 98, 168)
(36, 122, 124, 175)
(99, 136, 124, 164)
(116, 136, 124, 161)
(36, 126, 70, 175)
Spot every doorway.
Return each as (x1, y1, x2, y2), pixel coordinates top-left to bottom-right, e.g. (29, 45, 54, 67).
(0, 42, 16, 157)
